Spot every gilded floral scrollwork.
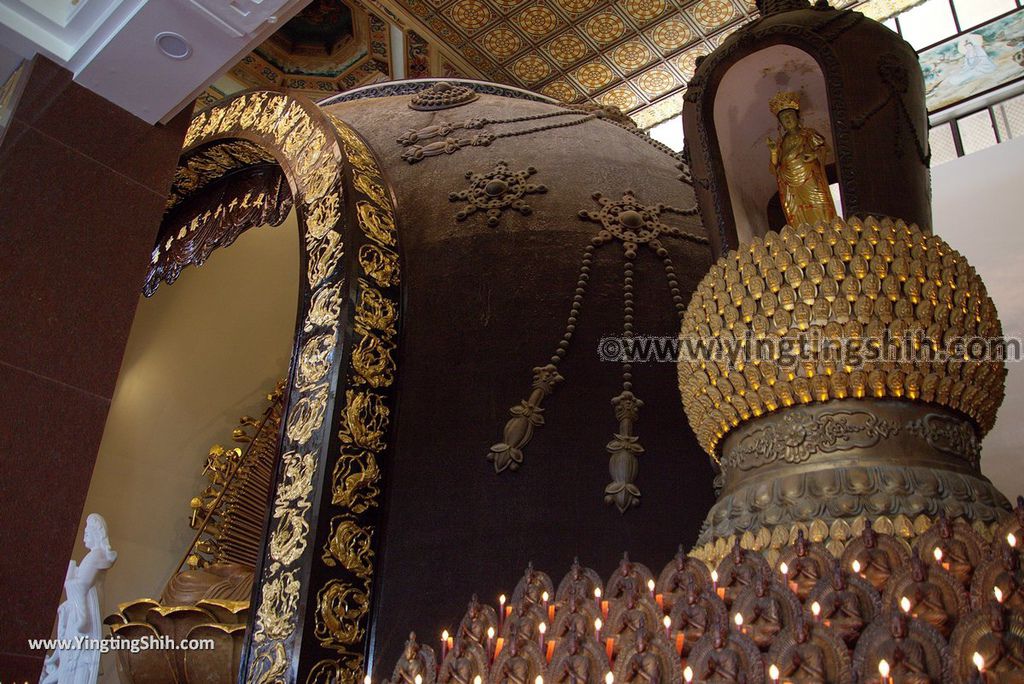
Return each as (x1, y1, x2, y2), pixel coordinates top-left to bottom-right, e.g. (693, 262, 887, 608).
(352, 330, 396, 388)
(331, 449, 381, 514)
(298, 333, 337, 389)
(357, 201, 397, 247)
(322, 516, 375, 578)
(358, 244, 400, 288)
(356, 281, 398, 336)
(315, 581, 370, 650)
(285, 386, 329, 446)
(255, 571, 301, 642)
(306, 283, 343, 333)
(338, 390, 389, 452)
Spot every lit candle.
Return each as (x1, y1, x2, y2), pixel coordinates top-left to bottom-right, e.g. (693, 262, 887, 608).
(851, 559, 862, 575)
(474, 677, 482, 684)
(973, 652, 986, 683)
(811, 601, 821, 621)
(662, 615, 671, 639)
(878, 658, 892, 684)
(535, 676, 543, 684)
(769, 663, 780, 684)
(647, 579, 656, 597)
(995, 586, 1005, 603)
(934, 546, 950, 571)
(542, 591, 550, 605)
(441, 630, 449, 660)
(538, 621, 547, 648)
(684, 666, 693, 683)
(415, 676, 422, 684)
(779, 562, 789, 577)
(487, 626, 496, 662)
(605, 672, 613, 684)
(733, 612, 744, 634)
(595, 617, 603, 640)
(900, 596, 912, 614)
(499, 594, 506, 631)
(712, 569, 725, 600)
(1008, 532, 1018, 548)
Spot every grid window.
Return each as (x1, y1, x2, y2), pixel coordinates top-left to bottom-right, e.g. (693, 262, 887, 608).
(898, 0, 958, 49)
(929, 122, 959, 165)
(957, 109, 999, 154)
(993, 93, 1024, 141)
(953, 0, 1016, 29)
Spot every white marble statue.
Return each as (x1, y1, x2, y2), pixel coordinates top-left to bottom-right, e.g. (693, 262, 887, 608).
(40, 513, 117, 684)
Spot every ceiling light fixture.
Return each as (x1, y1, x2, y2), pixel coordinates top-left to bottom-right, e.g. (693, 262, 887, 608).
(155, 32, 192, 60)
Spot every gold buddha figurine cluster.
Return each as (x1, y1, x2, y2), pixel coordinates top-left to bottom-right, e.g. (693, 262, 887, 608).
(678, 216, 1005, 458)
(386, 509, 1024, 684)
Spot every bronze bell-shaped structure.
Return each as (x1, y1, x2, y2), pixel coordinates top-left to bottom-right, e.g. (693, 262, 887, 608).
(682, 0, 931, 258)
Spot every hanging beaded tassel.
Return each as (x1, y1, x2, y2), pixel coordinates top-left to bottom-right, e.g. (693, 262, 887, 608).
(487, 190, 707, 510)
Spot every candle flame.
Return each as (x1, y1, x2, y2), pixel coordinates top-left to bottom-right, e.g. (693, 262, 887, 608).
(365, 675, 372, 684)
(415, 676, 423, 684)
(474, 677, 482, 684)
(1009, 532, 1018, 548)
(487, 627, 495, 639)
(711, 570, 719, 583)
(442, 630, 449, 641)
(933, 547, 943, 562)
(811, 601, 821, 617)
(684, 666, 693, 683)
(594, 587, 602, 599)
(605, 673, 613, 684)
(542, 591, 549, 603)
(779, 562, 789, 576)
(647, 579, 656, 592)
(535, 676, 543, 684)
(995, 586, 1005, 603)
(499, 594, 506, 605)
(769, 664, 780, 680)
(973, 652, 985, 672)
(595, 618, 602, 631)
(538, 622, 547, 635)
(663, 615, 671, 629)
(900, 596, 912, 613)
(734, 612, 743, 627)
(851, 559, 862, 574)
(878, 659, 890, 677)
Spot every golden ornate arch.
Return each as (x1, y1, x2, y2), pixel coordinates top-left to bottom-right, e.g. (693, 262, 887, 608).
(155, 90, 401, 684)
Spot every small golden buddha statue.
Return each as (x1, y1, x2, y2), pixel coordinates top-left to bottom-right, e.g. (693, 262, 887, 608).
(767, 91, 837, 228)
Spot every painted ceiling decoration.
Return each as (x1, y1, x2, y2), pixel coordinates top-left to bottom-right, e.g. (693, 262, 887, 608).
(208, 0, 393, 101)
(202, 0, 887, 129)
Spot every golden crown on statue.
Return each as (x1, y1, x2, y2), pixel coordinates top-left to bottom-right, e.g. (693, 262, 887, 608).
(769, 90, 802, 116)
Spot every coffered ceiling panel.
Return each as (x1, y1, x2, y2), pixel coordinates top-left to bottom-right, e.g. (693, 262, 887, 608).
(388, 0, 767, 128)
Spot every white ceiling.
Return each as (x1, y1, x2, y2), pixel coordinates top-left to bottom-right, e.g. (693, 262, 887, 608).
(0, 0, 312, 123)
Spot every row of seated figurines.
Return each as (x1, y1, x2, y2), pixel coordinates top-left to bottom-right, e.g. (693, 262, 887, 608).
(387, 514, 1024, 684)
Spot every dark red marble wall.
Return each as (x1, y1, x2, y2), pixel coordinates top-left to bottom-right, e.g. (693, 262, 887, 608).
(0, 55, 188, 681)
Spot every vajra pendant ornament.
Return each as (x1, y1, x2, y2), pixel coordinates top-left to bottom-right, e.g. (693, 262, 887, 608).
(485, 189, 707, 512)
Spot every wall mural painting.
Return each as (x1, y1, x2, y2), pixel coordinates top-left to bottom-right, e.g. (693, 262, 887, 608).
(921, 8, 1024, 112)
